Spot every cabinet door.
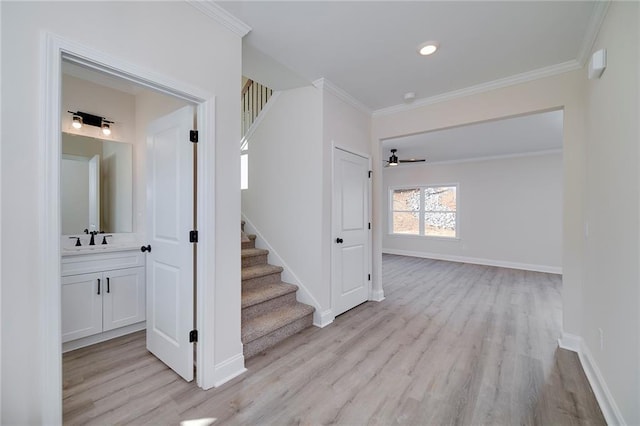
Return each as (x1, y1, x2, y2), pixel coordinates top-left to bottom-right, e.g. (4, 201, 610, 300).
(61, 272, 103, 343)
(103, 267, 145, 331)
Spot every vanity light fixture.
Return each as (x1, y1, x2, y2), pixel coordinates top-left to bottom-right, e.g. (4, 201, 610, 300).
(71, 114, 83, 129)
(101, 120, 112, 136)
(68, 110, 114, 135)
(418, 41, 439, 56)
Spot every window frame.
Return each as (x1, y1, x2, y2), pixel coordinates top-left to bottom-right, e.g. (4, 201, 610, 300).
(388, 184, 459, 239)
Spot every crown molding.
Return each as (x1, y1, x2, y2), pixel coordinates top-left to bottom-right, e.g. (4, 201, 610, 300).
(576, 1, 611, 66)
(313, 78, 372, 115)
(187, 1, 252, 38)
(373, 60, 581, 117)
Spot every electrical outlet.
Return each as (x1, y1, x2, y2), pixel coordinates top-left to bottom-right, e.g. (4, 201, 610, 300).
(598, 328, 604, 351)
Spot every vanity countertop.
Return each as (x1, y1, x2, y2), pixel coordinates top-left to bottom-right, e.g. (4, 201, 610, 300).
(61, 243, 142, 257)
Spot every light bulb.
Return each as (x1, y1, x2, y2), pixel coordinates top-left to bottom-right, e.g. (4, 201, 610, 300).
(72, 115, 82, 129)
(102, 123, 111, 136)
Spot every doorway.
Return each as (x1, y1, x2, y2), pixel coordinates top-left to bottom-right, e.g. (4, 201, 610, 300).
(42, 34, 216, 420)
(59, 59, 200, 378)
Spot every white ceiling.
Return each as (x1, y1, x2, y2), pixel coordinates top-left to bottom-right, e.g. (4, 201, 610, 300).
(62, 61, 142, 95)
(382, 109, 563, 164)
(217, 1, 601, 112)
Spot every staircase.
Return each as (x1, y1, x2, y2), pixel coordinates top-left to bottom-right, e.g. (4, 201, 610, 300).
(241, 222, 315, 359)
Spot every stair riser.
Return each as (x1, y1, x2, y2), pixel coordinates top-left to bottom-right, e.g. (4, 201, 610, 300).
(244, 313, 313, 359)
(242, 292, 298, 323)
(242, 271, 282, 288)
(242, 253, 268, 268)
(242, 240, 255, 250)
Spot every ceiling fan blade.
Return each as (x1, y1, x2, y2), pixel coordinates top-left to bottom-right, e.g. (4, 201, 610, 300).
(399, 158, 426, 163)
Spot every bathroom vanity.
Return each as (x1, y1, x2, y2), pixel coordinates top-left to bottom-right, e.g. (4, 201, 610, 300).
(61, 245, 145, 352)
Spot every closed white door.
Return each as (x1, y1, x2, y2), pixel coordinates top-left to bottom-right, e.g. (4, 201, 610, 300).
(145, 105, 195, 382)
(332, 148, 371, 316)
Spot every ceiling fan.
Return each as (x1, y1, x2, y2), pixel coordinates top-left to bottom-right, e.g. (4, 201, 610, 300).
(385, 148, 426, 166)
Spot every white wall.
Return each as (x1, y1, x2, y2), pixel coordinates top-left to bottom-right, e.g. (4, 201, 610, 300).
(383, 152, 563, 273)
(62, 74, 135, 144)
(1, 2, 242, 423)
(242, 86, 326, 313)
(582, 2, 640, 423)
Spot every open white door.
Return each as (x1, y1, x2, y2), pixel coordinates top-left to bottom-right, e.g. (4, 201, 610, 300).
(145, 105, 195, 381)
(332, 148, 371, 316)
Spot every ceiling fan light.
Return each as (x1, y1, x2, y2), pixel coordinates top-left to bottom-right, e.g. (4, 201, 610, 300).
(389, 153, 398, 166)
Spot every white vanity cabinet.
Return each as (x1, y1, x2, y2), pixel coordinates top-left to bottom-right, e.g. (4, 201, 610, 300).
(61, 249, 145, 345)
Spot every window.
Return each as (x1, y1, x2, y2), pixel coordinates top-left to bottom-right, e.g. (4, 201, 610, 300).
(240, 138, 248, 190)
(391, 188, 420, 234)
(390, 185, 458, 238)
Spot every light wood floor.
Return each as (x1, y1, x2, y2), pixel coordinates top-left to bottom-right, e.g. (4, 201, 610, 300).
(63, 255, 605, 425)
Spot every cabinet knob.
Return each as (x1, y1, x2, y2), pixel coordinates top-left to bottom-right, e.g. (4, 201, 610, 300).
(141, 245, 152, 253)
(336, 237, 344, 244)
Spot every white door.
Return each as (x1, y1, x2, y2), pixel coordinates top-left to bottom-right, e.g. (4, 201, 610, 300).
(145, 105, 195, 381)
(332, 148, 371, 316)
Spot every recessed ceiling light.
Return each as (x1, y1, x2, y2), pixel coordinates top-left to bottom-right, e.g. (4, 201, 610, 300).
(418, 41, 439, 56)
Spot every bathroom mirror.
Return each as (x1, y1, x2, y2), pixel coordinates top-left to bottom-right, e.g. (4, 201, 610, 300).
(61, 132, 133, 234)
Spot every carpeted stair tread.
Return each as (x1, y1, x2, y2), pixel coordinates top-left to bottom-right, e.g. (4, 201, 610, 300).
(241, 248, 269, 258)
(242, 303, 315, 344)
(242, 281, 298, 309)
(242, 234, 257, 249)
(242, 264, 283, 281)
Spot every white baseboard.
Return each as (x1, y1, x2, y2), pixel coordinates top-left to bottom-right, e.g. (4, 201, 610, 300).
(558, 332, 626, 425)
(370, 288, 385, 302)
(382, 248, 562, 274)
(212, 353, 246, 387)
(62, 321, 146, 353)
(316, 309, 334, 328)
(558, 332, 582, 352)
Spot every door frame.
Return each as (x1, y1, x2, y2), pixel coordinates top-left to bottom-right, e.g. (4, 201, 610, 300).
(330, 144, 373, 316)
(40, 33, 216, 421)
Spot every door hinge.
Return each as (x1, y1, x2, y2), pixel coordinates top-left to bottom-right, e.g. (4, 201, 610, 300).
(368, 274, 371, 281)
(190, 230, 198, 243)
(368, 222, 371, 230)
(368, 170, 372, 178)
(190, 130, 198, 143)
(189, 329, 198, 343)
